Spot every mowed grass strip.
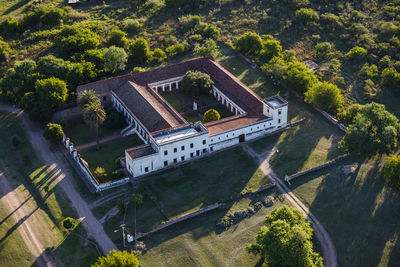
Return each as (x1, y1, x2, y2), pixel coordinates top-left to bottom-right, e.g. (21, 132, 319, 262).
(290, 156, 400, 267)
(142, 147, 270, 218)
(160, 91, 184, 112)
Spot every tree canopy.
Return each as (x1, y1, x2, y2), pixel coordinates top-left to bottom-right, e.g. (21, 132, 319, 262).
(203, 109, 220, 123)
(43, 123, 64, 143)
(104, 46, 128, 73)
(35, 78, 68, 108)
(234, 32, 263, 56)
(382, 155, 400, 189)
(180, 70, 214, 97)
(305, 81, 343, 114)
(92, 250, 139, 267)
(129, 38, 151, 64)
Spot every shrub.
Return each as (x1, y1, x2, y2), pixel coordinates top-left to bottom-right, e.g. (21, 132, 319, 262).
(234, 32, 263, 56)
(82, 49, 104, 69)
(194, 39, 221, 58)
(181, 70, 214, 96)
(260, 39, 282, 61)
(129, 38, 151, 64)
(178, 15, 201, 31)
(340, 104, 363, 124)
(107, 29, 128, 48)
(165, 43, 185, 56)
(57, 26, 100, 57)
(92, 250, 139, 267)
(0, 17, 22, 33)
(23, 6, 69, 27)
(109, 171, 122, 181)
(62, 217, 77, 230)
(150, 48, 166, 62)
(202, 24, 220, 39)
(0, 40, 11, 63)
(295, 8, 319, 24)
(313, 42, 333, 60)
(382, 155, 400, 189)
(103, 46, 128, 73)
(359, 63, 378, 79)
(346, 46, 367, 61)
(305, 81, 343, 114)
(132, 66, 146, 73)
(123, 19, 143, 34)
(11, 134, 22, 147)
(44, 123, 64, 143)
(93, 167, 107, 181)
(381, 67, 400, 89)
(203, 109, 220, 123)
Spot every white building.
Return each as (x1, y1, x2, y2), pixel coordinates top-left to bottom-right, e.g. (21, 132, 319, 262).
(77, 57, 288, 178)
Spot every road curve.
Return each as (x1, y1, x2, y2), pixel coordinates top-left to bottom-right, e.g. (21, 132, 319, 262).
(242, 144, 338, 267)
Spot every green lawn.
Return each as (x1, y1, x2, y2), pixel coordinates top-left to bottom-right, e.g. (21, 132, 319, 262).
(142, 147, 270, 218)
(0, 112, 98, 266)
(290, 156, 400, 267)
(212, 104, 234, 119)
(161, 91, 184, 112)
(79, 135, 142, 180)
(62, 117, 126, 146)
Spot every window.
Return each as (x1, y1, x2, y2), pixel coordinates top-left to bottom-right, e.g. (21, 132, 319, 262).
(210, 147, 214, 151)
(190, 143, 194, 148)
(164, 150, 168, 156)
(278, 109, 282, 115)
(203, 140, 206, 145)
(196, 150, 200, 156)
(250, 128, 253, 131)
(211, 139, 213, 142)
(190, 152, 194, 158)
(202, 148, 207, 153)
(164, 161, 168, 167)
(145, 167, 149, 173)
(181, 145, 185, 151)
(226, 135, 228, 138)
(173, 158, 177, 163)
(181, 156, 185, 161)
(174, 148, 177, 153)
(278, 119, 281, 123)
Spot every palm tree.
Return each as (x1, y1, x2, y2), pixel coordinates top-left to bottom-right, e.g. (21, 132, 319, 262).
(131, 193, 143, 249)
(83, 101, 106, 150)
(77, 89, 100, 108)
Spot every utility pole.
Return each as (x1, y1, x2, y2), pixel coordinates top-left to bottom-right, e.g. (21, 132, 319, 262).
(114, 223, 126, 248)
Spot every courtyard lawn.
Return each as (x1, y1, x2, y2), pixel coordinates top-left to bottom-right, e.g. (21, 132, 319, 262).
(211, 104, 234, 119)
(142, 147, 270, 219)
(79, 135, 142, 180)
(290, 156, 400, 267)
(0, 112, 98, 267)
(182, 113, 202, 123)
(62, 117, 126, 146)
(160, 91, 184, 113)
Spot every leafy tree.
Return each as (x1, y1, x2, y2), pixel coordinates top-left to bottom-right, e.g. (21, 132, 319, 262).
(202, 24, 220, 39)
(23, 6, 69, 27)
(92, 250, 139, 267)
(359, 63, 378, 79)
(36, 55, 72, 80)
(0, 40, 11, 63)
(165, 43, 185, 57)
(35, 78, 68, 108)
(129, 38, 151, 64)
(82, 49, 105, 70)
(247, 205, 323, 267)
(284, 61, 318, 94)
(381, 67, 400, 89)
(93, 167, 107, 181)
(104, 46, 128, 73)
(382, 155, 400, 189)
(150, 48, 166, 63)
(83, 101, 106, 149)
(107, 29, 128, 48)
(62, 217, 77, 231)
(67, 61, 97, 88)
(260, 39, 282, 61)
(234, 32, 263, 56)
(57, 26, 100, 57)
(339, 103, 400, 155)
(123, 19, 143, 34)
(340, 104, 363, 124)
(313, 42, 333, 60)
(0, 17, 21, 34)
(78, 90, 100, 108)
(180, 70, 214, 96)
(305, 81, 343, 114)
(346, 46, 367, 61)
(203, 109, 220, 123)
(44, 123, 64, 143)
(194, 39, 221, 58)
(295, 8, 319, 24)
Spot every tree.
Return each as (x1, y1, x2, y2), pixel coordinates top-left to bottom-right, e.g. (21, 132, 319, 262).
(92, 250, 139, 267)
(131, 194, 143, 249)
(247, 205, 323, 267)
(35, 78, 68, 108)
(107, 29, 128, 48)
(62, 217, 77, 231)
(283, 61, 318, 94)
(67, 61, 97, 88)
(234, 32, 263, 56)
(305, 81, 343, 114)
(57, 26, 100, 57)
(202, 24, 220, 39)
(295, 8, 319, 24)
(203, 109, 220, 123)
(0, 40, 11, 63)
(180, 71, 214, 97)
(129, 38, 151, 64)
(339, 102, 400, 155)
(165, 43, 185, 57)
(83, 101, 106, 150)
(313, 42, 333, 60)
(381, 67, 400, 89)
(194, 39, 221, 58)
(44, 123, 64, 143)
(78, 90, 100, 108)
(340, 104, 363, 124)
(346, 46, 367, 61)
(150, 48, 166, 63)
(82, 49, 105, 70)
(104, 46, 128, 73)
(36, 55, 72, 80)
(93, 167, 107, 181)
(19, 92, 54, 123)
(382, 155, 400, 189)
(260, 39, 282, 61)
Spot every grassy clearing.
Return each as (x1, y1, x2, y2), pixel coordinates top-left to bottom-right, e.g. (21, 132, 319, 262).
(161, 91, 184, 112)
(79, 135, 142, 176)
(0, 112, 98, 266)
(138, 191, 285, 267)
(290, 156, 400, 267)
(62, 117, 125, 146)
(142, 147, 269, 218)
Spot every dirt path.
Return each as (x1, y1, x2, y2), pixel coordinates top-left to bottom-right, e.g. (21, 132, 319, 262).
(0, 105, 117, 254)
(242, 144, 338, 267)
(75, 134, 123, 151)
(0, 172, 54, 267)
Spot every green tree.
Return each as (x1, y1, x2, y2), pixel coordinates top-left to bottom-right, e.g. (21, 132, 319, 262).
(382, 155, 400, 189)
(92, 250, 139, 267)
(340, 104, 363, 124)
(82, 49, 105, 70)
(67, 61, 97, 88)
(234, 32, 263, 56)
(62, 217, 77, 231)
(313, 42, 333, 60)
(83, 101, 106, 150)
(107, 29, 128, 48)
(359, 63, 378, 79)
(19, 92, 54, 123)
(165, 43, 185, 57)
(78, 90, 100, 108)
(36, 55, 72, 80)
(295, 8, 319, 24)
(202, 24, 220, 39)
(44, 123, 64, 143)
(260, 39, 282, 61)
(131, 194, 143, 249)
(194, 39, 221, 58)
(58, 26, 100, 57)
(339, 102, 400, 155)
(35, 78, 68, 108)
(346, 46, 367, 61)
(150, 48, 166, 63)
(203, 109, 220, 123)
(93, 167, 107, 182)
(305, 81, 343, 114)
(247, 205, 323, 267)
(180, 70, 214, 97)
(381, 67, 400, 89)
(0, 40, 11, 63)
(283, 61, 318, 94)
(129, 38, 151, 64)
(104, 46, 128, 73)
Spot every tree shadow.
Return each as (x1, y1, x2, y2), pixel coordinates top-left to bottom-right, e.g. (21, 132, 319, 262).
(2, 0, 30, 16)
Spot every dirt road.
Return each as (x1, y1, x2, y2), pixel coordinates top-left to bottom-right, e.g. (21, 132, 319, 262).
(0, 105, 117, 255)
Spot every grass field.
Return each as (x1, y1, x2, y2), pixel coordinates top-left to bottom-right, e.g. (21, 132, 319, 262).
(290, 156, 400, 267)
(0, 112, 98, 266)
(79, 135, 142, 179)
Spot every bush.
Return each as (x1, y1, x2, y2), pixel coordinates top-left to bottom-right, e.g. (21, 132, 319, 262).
(178, 15, 201, 30)
(313, 42, 333, 60)
(381, 67, 400, 89)
(0, 40, 11, 63)
(11, 134, 22, 147)
(103, 46, 128, 73)
(82, 49, 104, 69)
(150, 48, 166, 62)
(23, 6, 69, 27)
(44, 123, 64, 143)
(165, 43, 185, 56)
(93, 167, 107, 181)
(0, 17, 22, 33)
(234, 32, 263, 56)
(359, 63, 378, 79)
(203, 109, 220, 123)
(132, 66, 146, 73)
(109, 171, 122, 181)
(123, 19, 143, 34)
(62, 217, 77, 230)
(382, 155, 400, 189)
(129, 38, 151, 64)
(92, 250, 139, 267)
(295, 8, 319, 24)
(57, 26, 100, 57)
(194, 39, 220, 58)
(202, 24, 220, 39)
(180, 70, 214, 97)
(260, 39, 282, 61)
(305, 81, 343, 114)
(346, 46, 367, 61)
(107, 29, 128, 48)
(340, 104, 363, 124)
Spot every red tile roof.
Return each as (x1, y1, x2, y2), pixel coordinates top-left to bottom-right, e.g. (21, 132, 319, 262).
(205, 115, 269, 136)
